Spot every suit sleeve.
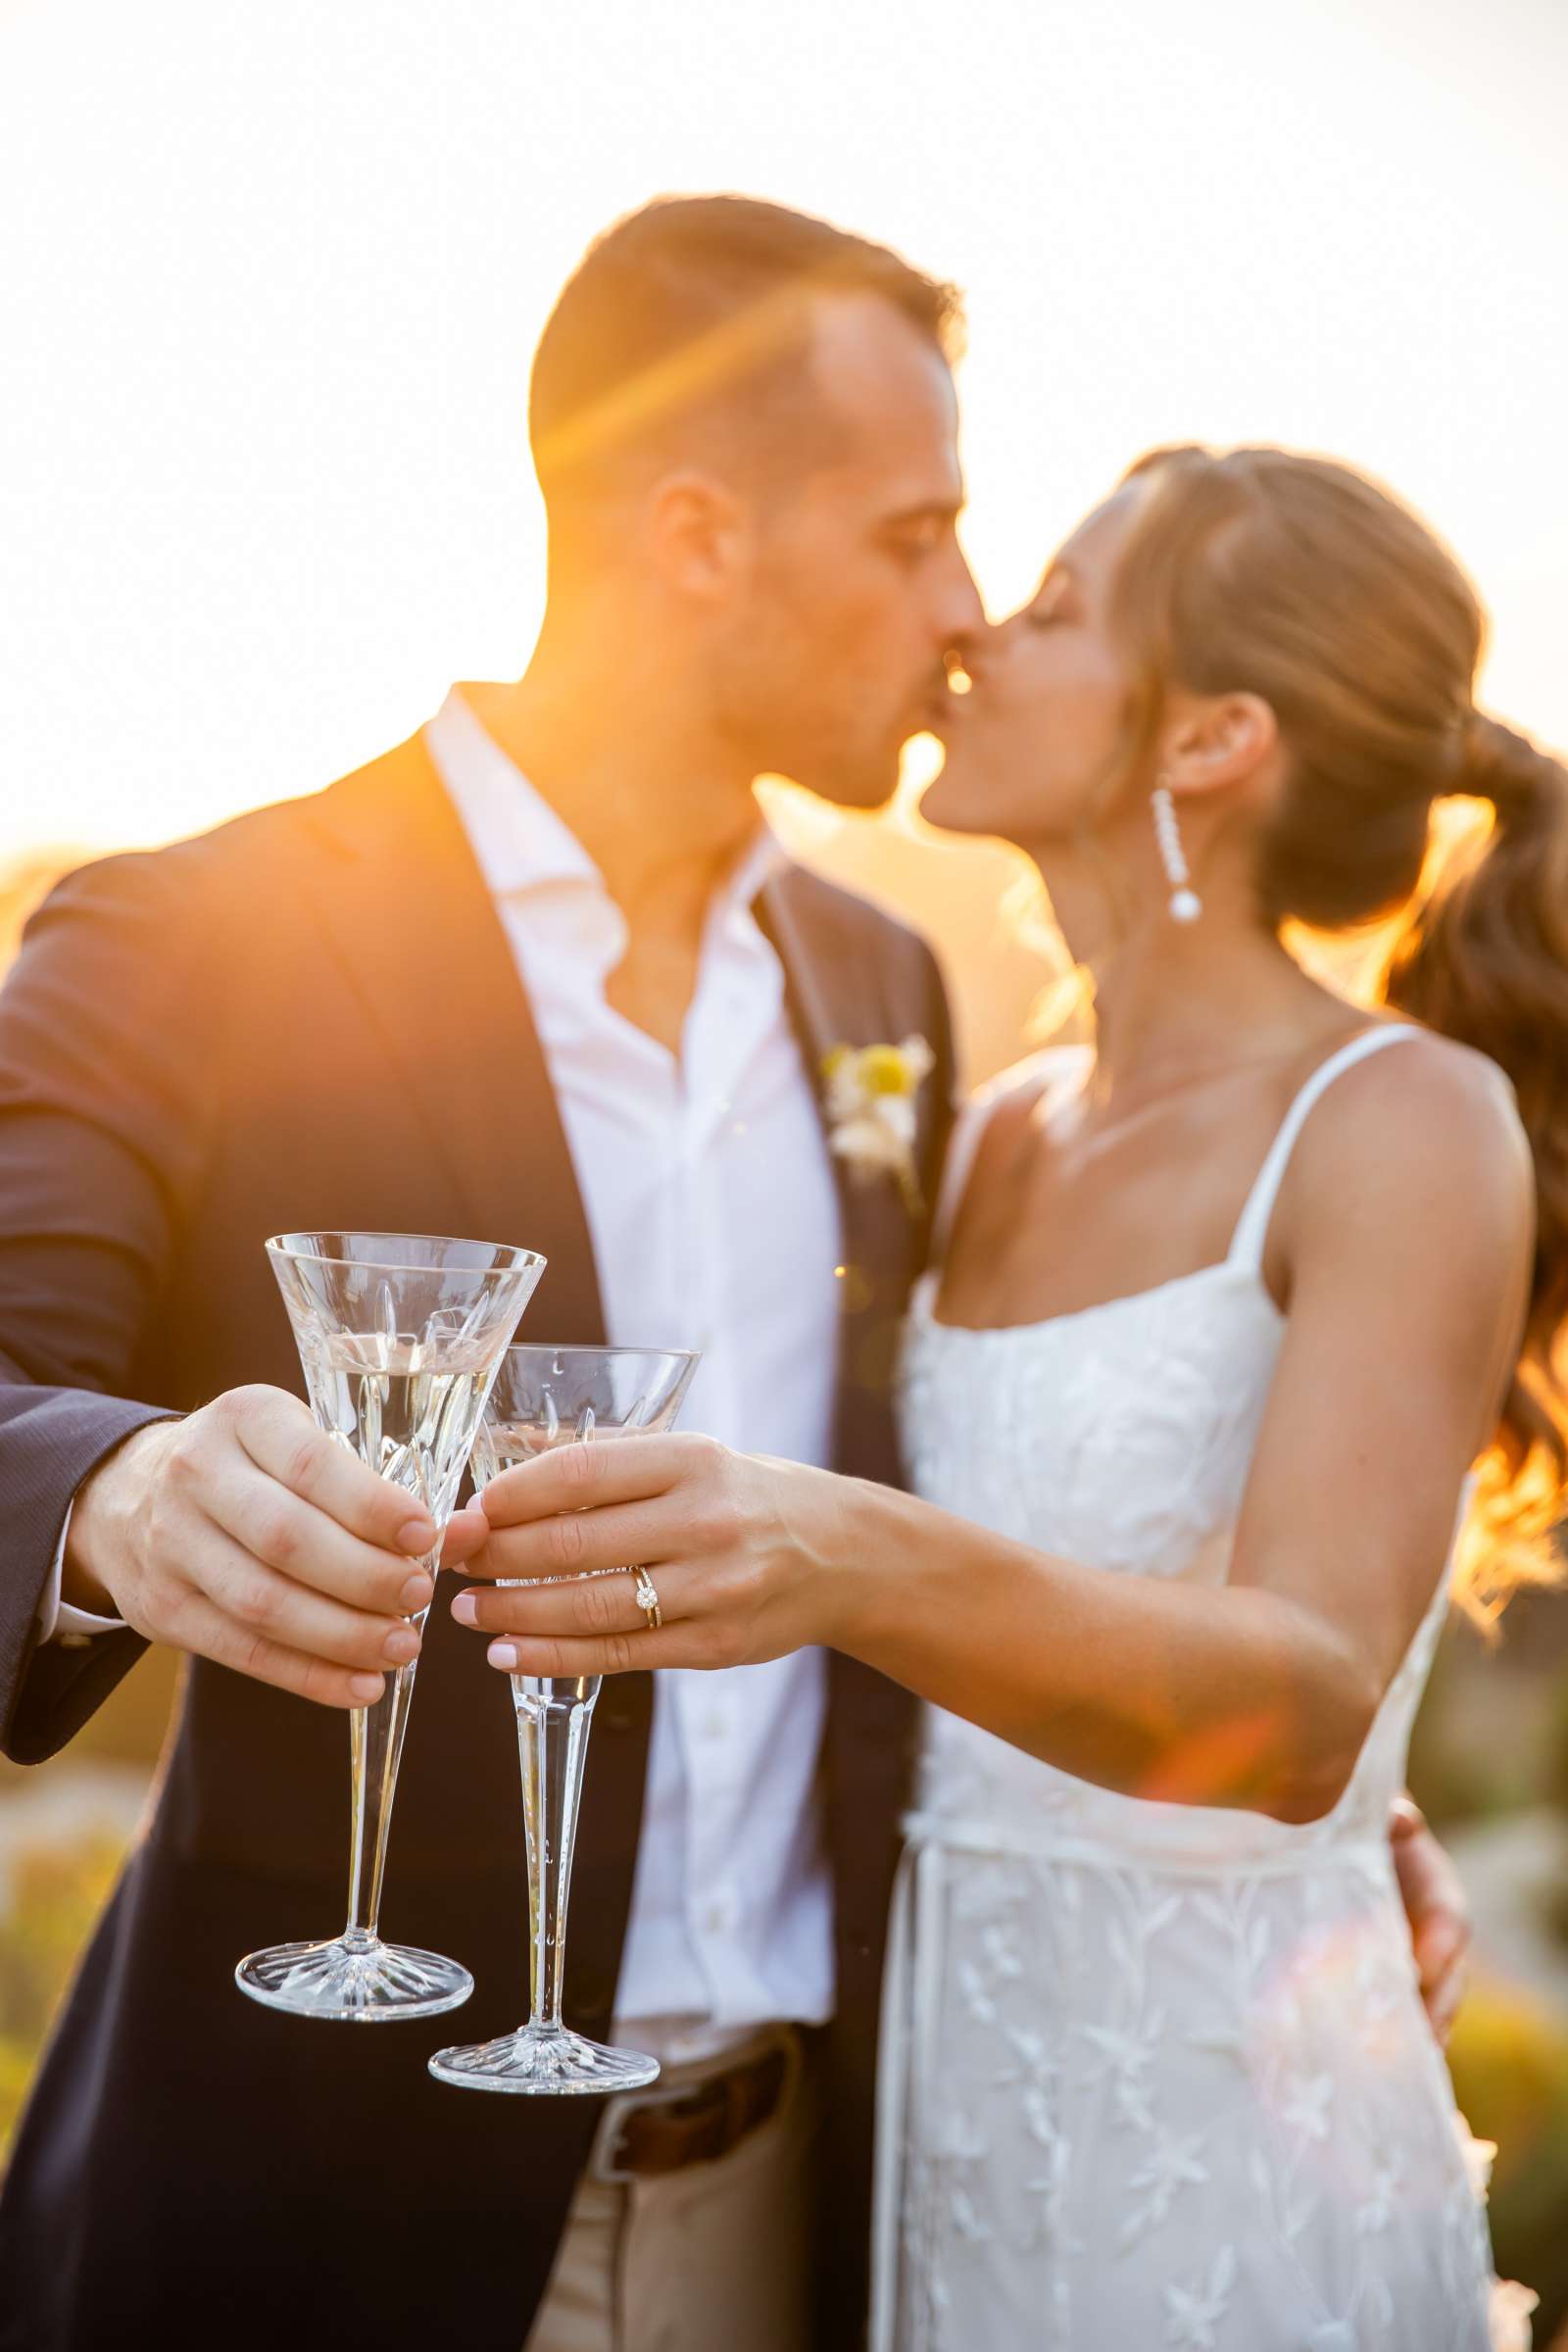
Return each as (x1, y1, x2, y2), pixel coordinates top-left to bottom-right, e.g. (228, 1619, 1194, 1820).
(0, 851, 219, 1762)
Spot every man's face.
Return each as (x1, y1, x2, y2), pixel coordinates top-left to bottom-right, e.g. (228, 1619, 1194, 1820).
(705, 294, 983, 809)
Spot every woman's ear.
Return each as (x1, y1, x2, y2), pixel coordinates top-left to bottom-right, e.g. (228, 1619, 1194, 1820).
(1160, 691, 1279, 802)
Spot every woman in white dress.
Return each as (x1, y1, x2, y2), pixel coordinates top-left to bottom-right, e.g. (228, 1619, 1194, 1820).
(465, 447, 1567, 2348)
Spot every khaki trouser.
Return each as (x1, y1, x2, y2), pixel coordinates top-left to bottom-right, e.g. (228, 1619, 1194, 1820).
(524, 2030, 820, 2352)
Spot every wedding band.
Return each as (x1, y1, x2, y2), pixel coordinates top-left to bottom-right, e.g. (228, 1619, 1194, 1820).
(633, 1568, 662, 1631)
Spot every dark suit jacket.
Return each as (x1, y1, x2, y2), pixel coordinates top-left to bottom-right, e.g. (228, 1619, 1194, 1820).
(0, 733, 955, 2351)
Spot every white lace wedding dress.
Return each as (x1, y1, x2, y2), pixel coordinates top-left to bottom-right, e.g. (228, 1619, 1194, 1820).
(877, 1027, 1498, 2351)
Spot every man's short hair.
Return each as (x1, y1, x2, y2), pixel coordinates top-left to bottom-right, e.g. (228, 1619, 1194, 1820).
(529, 194, 963, 502)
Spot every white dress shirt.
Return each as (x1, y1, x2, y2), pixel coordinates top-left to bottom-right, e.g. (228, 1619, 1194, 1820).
(38, 689, 848, 2053)
(427, 692, 845, 2049)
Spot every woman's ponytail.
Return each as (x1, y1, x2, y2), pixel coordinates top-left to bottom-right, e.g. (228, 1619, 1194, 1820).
(1385, 714, 1568, 1615)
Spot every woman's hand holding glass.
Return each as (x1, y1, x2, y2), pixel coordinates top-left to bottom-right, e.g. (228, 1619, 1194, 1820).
(452, 1432, 859, 1677)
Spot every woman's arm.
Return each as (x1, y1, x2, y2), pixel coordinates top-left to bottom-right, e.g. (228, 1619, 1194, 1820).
(457, 1037, 1534, 1823)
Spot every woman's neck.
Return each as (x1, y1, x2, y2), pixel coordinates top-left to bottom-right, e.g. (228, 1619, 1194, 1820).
(1039, 851, 1348, 1103)
(1087, 925, 1332, 1102)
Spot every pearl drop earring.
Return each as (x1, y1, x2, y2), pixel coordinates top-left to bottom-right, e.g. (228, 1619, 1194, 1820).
(1152, 784, 1202, 923)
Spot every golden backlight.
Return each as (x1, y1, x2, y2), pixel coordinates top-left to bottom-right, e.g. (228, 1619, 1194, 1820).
(1, 0, 1564, 1073)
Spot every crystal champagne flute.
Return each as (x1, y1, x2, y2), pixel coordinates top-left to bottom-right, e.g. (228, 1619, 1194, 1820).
(429, 1343, 699, 2093)
(235, 1231, 545, 2022)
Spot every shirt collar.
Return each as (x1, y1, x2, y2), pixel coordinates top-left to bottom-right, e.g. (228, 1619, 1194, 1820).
(424, 688, 600, 899)
(425, 687, 788, 919)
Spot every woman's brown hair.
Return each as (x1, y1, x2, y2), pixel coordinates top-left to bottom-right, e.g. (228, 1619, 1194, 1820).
(1108, 445, 1568, 1618)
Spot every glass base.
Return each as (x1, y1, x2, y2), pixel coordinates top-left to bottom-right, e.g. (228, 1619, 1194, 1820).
(235, 1933, 473, 2022)
(427, 2024, 662, 2094)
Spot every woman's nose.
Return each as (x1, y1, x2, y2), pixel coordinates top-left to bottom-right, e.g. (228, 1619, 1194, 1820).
(949, 614, 1006, 687)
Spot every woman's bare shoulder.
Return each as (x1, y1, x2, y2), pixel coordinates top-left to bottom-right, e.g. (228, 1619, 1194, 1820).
(1285, 1024, 1532, 1290)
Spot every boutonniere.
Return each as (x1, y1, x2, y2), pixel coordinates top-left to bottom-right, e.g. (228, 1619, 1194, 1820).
(821, 1034, 936, 1215)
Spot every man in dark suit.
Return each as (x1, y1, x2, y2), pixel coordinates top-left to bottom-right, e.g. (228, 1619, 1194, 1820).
(0, 195, 1468, 2351)
(0, 195, 973, 2352)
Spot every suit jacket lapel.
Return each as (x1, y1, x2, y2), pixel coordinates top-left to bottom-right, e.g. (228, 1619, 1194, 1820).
(296, 731, 606, 1348)
(758, 865, 927, 1489)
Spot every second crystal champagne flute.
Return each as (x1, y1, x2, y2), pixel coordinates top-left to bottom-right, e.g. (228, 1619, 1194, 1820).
(429, 1343, 699, 2094)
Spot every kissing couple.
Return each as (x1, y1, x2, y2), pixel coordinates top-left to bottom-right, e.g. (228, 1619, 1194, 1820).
(2, 194, 1561, 2352)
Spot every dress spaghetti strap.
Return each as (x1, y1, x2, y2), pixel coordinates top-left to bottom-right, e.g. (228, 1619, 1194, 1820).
(1226, 1025, 1422, 1274)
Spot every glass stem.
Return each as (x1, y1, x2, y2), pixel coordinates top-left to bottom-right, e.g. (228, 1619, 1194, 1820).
(343, 1582, 431, 1948)
(514, 1674, 601, 2032)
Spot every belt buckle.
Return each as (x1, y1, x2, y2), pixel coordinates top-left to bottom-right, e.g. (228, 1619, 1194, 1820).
(590, 2074, 708, 2186)
(588, 2029, 801, 2185)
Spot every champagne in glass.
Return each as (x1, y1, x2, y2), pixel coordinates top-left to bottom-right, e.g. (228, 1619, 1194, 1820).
(429, 1344, 698, 2093)
(235, 1231, 545, 2022)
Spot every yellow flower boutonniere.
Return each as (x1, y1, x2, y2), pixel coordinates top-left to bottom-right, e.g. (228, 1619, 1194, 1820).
(821, 1034, 936, 1215)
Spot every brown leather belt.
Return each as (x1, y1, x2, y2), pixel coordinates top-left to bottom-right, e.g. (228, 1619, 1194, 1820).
(596, 2037, 795, 2181)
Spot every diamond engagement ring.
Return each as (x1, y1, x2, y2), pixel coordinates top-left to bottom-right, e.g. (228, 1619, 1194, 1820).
(632, 1568, 662, 1631)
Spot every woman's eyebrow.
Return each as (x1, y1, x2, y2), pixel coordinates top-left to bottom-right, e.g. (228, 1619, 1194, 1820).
(1032, 563, 1075, 606)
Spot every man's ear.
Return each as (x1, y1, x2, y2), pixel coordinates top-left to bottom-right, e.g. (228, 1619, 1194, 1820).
(1159, 691, 1279, 803)
(647, 469, 752, 600)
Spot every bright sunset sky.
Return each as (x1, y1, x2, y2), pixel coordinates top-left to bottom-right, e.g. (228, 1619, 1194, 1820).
(2, 0, 1565, 860)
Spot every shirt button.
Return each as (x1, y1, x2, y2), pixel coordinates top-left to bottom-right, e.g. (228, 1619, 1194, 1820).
(703, 1896, 736, 1936)
(702, 1708, 727, 1740)
(57, 1632, 93, 1651)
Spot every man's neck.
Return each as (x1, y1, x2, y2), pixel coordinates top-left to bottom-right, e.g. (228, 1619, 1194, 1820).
(462, 660, 762, 941)
(460, 647, 768, 1056)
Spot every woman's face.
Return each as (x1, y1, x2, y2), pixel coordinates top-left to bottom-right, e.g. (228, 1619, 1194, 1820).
(922, 487, 1142, 850)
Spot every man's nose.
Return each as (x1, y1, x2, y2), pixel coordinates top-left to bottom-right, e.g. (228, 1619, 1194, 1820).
(935, 547, 987, 660)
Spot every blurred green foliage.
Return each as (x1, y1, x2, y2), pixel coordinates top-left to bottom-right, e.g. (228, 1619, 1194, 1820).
(1448, 1971, 1568, 2333)
(0, 1832, 122, 2164)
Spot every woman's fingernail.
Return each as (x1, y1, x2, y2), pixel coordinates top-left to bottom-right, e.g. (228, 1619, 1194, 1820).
(399, 1572, 434, 1614)
(383, 1629, 421, 1666)
(397, 1516, 437, 1556)
(487, 1642, 518, 1670)
(349, 1673, 385, 1704)
(450, 1590, 478, 1627)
